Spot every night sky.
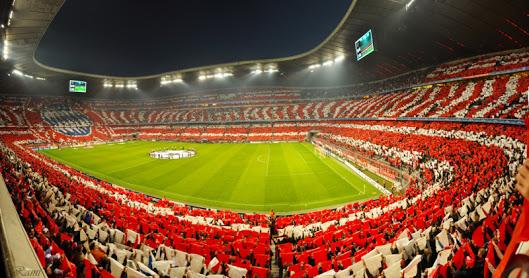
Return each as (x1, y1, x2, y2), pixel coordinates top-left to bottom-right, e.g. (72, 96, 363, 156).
(35, 0, 351, 77)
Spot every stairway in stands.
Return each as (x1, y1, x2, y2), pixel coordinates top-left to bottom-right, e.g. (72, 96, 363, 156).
(271, 239, 281, 277)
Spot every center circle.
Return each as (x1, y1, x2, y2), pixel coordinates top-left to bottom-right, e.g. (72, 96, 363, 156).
(149, 149, 196, 160)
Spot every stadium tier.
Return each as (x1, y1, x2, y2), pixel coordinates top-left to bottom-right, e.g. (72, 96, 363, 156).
(0, 49, 528, 278)
(72, 73, 529, 123)
(1, 73, 529, 135)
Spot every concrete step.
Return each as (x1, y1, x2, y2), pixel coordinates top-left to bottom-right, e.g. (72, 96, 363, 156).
(270, 238, 282, 277)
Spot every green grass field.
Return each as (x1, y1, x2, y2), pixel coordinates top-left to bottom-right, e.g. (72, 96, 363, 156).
(39, 141, 380, 213)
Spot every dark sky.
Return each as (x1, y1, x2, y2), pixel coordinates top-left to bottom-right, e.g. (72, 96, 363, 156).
(35, 0, 351, 77)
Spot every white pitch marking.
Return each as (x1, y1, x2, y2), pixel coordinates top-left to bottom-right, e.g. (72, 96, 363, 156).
(265, 145, 271, 177)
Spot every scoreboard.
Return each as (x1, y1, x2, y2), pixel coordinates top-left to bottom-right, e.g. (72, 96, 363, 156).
(355, 29, 375, 61)
(69, 80, 87, 93)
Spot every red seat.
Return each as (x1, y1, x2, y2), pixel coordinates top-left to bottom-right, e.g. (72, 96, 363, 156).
(217, 253, 230, 263)
(281, 252, 294, 266)
(322, 260, 333, 272)
(238, 248, 252, 260)
(296, 253, 309, 264)
(307, 266, 319, 277)
(290, 270, 305, 278)
(288, 263, 302, 274)
(354, 249, 368, 262)
(312, 249, 327, 264)
(254, 244, 268, 254)
(336, 251, 351, 261)
(339, 258, 353, 269)
(255, 254, 269, 267)
(251, 266, 269, 278)
(277, 243, 293, 253)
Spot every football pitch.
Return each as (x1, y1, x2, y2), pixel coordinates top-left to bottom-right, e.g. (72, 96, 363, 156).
(39, 141, 380, 213)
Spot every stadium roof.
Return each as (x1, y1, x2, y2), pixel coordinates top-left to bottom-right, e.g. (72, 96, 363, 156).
(34, 0, 351, 77)
(1, 0, 528, 84)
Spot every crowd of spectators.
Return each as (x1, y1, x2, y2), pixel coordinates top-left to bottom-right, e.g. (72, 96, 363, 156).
(0, 49, 528, 277)
(1, 117, 526, 277)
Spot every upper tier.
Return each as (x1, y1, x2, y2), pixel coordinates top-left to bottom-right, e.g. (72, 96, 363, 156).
(0, 72, 527, 130)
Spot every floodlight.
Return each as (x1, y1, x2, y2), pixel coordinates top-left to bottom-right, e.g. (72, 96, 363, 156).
(406, 0, 416, 11)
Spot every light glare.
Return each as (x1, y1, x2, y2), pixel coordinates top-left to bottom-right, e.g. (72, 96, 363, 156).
(406, 0, 416, 11)
(3, 39, 8, 60)
(334, 55, 345, 62)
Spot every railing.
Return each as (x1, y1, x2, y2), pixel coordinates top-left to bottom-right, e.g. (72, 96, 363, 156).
(84, 116, 526, 128)
(0, 116, 524, 130)
(313, 137, 411, 194)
